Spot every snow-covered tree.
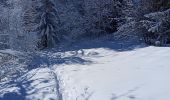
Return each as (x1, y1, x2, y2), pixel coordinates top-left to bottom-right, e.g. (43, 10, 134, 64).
(0, 1, 10, 50)
(114, 0, 170, 46)
(136, 0, 170, 45)
(141, 8, 170, 45)
(36, 0, 61, 49)
(114, 0, 141, 40)
(83, 0, 119, 37)
(7, 0, 28, 50)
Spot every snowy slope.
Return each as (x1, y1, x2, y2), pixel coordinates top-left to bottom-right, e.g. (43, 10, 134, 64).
(1, 43, 170, 100)
(55, 46, 170, 100)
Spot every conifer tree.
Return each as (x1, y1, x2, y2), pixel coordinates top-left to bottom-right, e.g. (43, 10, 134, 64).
(37, 0, 60, 49)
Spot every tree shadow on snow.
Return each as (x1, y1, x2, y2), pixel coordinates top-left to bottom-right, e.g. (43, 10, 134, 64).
(26, 39, 146, 70)
(0, 68, 56, 100)
(0, 79, 27, 100)
(58, 39, 146, 53)
(0, 39, 146, 100)
(23, 39, 146, 72)
(26, 51, 92, 70)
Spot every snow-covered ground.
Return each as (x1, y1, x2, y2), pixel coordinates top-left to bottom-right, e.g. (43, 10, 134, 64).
(55, 46, 170, 100)
(1, 41, 170, 100)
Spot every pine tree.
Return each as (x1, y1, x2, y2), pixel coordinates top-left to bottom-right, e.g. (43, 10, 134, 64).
(37, 0, 60, 49)
(136, 0, 170, 45)
(114, 0, 141, 40)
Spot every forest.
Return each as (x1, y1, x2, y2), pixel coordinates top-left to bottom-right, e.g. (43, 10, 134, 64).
(0, 0, 170, 51)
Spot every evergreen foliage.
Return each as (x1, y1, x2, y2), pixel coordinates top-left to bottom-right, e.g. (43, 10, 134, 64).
(0, 0, 170, 51)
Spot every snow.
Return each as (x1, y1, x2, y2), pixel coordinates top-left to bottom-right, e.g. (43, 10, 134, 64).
(55, 46, 170, 100)
(1, 42, 170, 100)
(0, 68, 60, 100)
(0, 49, 22, 55)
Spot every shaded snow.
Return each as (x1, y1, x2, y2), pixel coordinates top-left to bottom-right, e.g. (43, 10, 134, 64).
(0, 68, 60, 100)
